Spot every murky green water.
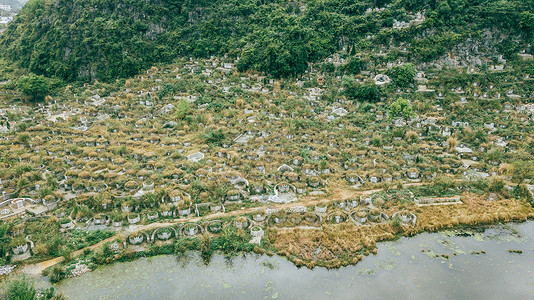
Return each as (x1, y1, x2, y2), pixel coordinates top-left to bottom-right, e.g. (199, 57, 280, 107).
(52, 222, 534, 299)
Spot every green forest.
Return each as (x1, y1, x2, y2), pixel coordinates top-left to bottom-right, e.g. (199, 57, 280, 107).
(0, 0, 533, 82)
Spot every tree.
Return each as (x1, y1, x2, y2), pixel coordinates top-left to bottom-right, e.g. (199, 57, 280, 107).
(437, 1, 452, 19)
(390, 98, 414, 119)
(17, 74, 49, 102)
(520, 12, 534, 35)
(354, 84, 381, 102)
(386, 64, 416, 88)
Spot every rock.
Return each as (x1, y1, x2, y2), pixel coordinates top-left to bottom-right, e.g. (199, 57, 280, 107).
(487, 193, 498, 201)
(288, 206, 307, 213)
(0, 265, 16, 276)
(69, 263, 90, 278)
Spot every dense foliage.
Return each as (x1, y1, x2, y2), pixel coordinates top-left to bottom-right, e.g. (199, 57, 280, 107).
(17, 73, 49, 101)
(386, 64, 416, 88)
(389, 97, 414, 118)
(342, 77, 382, 102)
(0, 0, 533, 82)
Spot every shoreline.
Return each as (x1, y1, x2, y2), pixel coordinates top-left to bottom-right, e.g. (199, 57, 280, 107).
(51, 221, 534, 300)
(10, 185, 532, 283)
(31, 219, 534, 289)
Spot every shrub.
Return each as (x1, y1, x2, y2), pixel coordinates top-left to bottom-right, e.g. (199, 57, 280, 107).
(48, 266, 66, 284)
(488, 177, 505, 193)
(342, 77, 381, 102)
(386, 64, 416, 88)
(513, 184, 531, 201)
(343, 57, 365, 75)
(176, 100, 190, 120)
(389, 98, 414, 119)
(2, 276, 36, 300)
(17, 74, 49, 102)
(202, 129, 226, 146)
(9, 236, 27, 248)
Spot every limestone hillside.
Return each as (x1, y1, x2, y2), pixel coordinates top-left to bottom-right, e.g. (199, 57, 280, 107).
(0, 0, 533, 82)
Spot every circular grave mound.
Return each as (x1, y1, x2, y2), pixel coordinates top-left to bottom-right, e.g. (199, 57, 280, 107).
(127, 213, 141, 224)
(250, 226, 264, 237)
(181, 223, 203, 237)
(234, 217, 250, 230)
(314, 204, 328, 214)
(333, 200, 348, 210)
(392, 211, 416, 225)
(210, 202, 223, 212)
(287, 213, 303, 226)
(268, 211, 288, 226)
(128, 232, 145, 245)
(367, 209, 382, 223)
(351, 209, 368, 224)
(346, 199, 359, 209)
(252, 212, 266, 222)
(276, 183, 295, 194)
(302, 212, 321, 225)
(155, 227, 176, 241)
(359, 195, 373, 205)
(206, 220, 224, 234)
(93, 214, 110, 225)
(327, 211, 348, 224)
(187, 152, 204, 162)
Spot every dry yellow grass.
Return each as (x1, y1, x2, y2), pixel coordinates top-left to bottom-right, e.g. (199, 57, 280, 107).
(409, 192, 533, 233)
(267, 192, 534, 268)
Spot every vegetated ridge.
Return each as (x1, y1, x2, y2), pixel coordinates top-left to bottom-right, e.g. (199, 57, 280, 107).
(0, 0, 533, 82)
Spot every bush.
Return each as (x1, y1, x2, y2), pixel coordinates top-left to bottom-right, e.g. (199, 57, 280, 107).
(175, 100, 190, 120)
(513, 184, 531, 200)
(386, 64, 416, 88)
(488, 177, 505, 193)
(202, 129, 226, 146)
(48, 266, 66, 284)
(389, 98, 414, 119)
(211, 226, 253, 257)
(343, 57, 365, 75)
(9, 236, 27, 248)
(17, 74, 49, 102)
(511, 160, 534, 183)
(173, 236, 195, 259)
(432, 175, 456, 194)
(342, 76, 382, 102)
(3, 276, 36, 300)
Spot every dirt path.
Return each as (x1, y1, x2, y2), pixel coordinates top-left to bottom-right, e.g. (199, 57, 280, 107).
(19, 185, 418, 276)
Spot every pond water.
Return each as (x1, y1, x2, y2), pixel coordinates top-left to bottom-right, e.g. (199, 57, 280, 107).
(51, 222, 534, 299)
